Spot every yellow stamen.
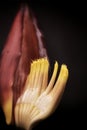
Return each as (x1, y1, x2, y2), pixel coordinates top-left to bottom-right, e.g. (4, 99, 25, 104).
(15, 58, 69, 130)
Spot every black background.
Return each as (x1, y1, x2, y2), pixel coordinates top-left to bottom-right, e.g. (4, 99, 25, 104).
(0, 0, 87, 129)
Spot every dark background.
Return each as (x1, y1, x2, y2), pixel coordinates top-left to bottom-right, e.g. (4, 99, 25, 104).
(0, 0, 87, 129)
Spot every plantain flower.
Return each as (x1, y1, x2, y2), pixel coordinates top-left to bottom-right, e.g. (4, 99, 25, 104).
(0, 4, 69, 130)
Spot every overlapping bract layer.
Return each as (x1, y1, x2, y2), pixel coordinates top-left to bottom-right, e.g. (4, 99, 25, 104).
(0, 5, 47, 125)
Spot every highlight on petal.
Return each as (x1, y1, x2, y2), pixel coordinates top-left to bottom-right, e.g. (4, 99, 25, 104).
(15, 58, 69, 130)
